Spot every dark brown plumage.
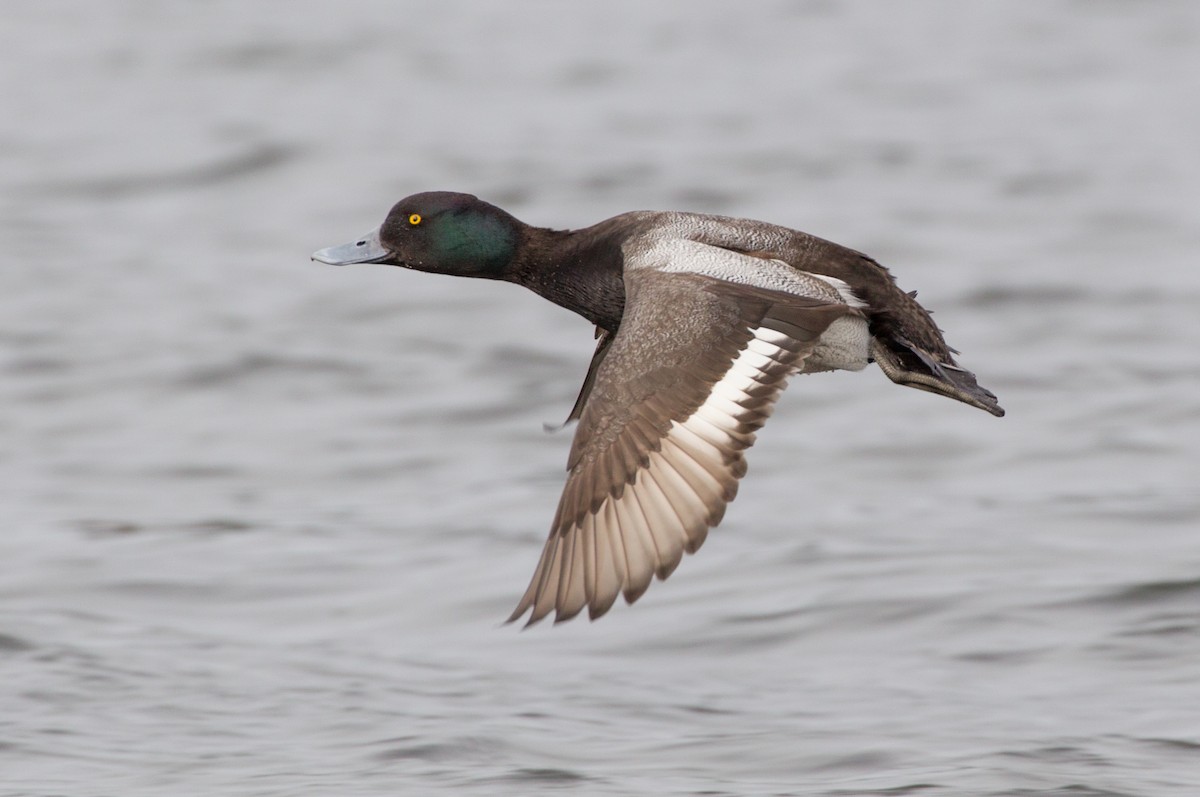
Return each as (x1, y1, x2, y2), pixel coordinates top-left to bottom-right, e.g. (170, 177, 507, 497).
(312, 192, 1003, 626)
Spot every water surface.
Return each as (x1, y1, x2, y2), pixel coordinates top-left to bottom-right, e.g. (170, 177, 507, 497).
(3, 2, 1199, 795)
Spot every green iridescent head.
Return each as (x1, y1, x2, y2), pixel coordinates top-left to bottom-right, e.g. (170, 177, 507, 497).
(312, 191, 520, 278)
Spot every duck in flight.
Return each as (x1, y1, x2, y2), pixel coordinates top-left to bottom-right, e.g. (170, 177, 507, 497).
(313, 192, 1004, 626)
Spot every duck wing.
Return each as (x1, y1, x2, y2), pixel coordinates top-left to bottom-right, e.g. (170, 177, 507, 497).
(508, 265, 853, 626)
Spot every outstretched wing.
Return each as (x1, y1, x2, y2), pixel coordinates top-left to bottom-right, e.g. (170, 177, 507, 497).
(508, 265, 857, 626)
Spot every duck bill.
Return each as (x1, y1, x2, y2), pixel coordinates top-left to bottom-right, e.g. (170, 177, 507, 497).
(311, 228, 391, 265)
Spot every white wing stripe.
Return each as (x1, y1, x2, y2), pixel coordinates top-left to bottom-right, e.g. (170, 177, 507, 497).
(687, 326, 796, 421)
(688, 409, 756, 448)
(659, 439, 724, 509)
(668, 419, 730, 462)
(514, 317, 822, 624)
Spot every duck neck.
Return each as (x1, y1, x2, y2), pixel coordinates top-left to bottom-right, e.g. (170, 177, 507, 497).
(505, 225, 626, 332)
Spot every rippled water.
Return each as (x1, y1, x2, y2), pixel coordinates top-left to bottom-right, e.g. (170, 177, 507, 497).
(3, 2, 1199, 795)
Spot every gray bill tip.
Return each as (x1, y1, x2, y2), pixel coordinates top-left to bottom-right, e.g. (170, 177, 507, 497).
(311, 228, 390, 265)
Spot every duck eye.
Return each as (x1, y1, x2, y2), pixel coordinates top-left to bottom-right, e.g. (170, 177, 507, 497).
(408, 213, 422, 226)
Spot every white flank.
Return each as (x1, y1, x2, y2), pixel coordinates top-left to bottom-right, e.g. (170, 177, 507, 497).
(642, 239, 848, 304)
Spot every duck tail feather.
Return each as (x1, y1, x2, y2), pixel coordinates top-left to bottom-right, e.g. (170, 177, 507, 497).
(870, 338, 1004, 417)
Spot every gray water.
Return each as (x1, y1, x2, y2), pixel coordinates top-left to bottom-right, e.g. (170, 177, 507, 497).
(3, 2, 1199, 795)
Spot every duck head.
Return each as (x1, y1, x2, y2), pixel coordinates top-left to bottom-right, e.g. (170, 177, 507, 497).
(312, 191, 520, 279)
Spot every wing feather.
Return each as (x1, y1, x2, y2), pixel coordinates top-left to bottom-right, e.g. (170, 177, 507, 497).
(509, 263, 855, 625)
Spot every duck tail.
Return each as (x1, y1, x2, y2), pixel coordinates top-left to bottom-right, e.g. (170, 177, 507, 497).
(869, 337, 1005, 417)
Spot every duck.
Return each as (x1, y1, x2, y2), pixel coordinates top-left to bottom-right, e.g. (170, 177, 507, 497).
(312, 191, 1004, 627)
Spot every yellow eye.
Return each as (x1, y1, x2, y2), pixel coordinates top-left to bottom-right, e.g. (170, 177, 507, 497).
(408, 213, 422, 226)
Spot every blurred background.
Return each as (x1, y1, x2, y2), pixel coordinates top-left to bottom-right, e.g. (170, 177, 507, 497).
(2, 2, 1198, 795)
